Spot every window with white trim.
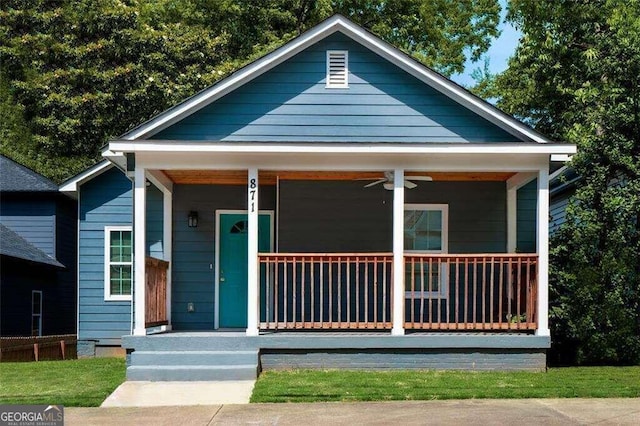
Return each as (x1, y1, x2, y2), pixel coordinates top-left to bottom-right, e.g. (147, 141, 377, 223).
(104, 226, 133, 301)
(32, 290, 42, 336)
(326, 50, 348, 88)
(404, 204, 449, 298)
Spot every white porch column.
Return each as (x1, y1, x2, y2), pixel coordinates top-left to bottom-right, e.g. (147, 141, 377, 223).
(392, 168, 405, 336)
(536, 167, 550, 336)
(163, 188, 173, 327)
(133, 166, 147, 336)
(246, 167, 260, 336)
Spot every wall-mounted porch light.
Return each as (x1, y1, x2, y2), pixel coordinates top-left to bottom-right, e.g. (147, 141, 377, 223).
(188, 211, 198, 228)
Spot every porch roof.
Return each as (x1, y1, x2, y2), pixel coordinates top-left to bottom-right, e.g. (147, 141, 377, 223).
(104, 140, 576, 174)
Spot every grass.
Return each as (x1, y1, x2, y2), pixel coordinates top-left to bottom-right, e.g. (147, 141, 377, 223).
(250, 366, 640, 403)
(0, 358, 126, 407)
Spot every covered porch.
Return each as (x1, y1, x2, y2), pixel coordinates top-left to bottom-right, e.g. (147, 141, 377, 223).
(113, 142, 555, 338)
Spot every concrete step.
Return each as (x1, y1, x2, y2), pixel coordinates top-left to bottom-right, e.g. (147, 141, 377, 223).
(123, 335, 259, 351)
(130, 350, 258, 367)
(126, 365, 258, 381)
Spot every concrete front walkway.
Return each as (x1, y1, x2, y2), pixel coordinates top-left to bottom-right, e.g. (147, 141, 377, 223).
(101, 381, 255, 406)
(68, 398, 640, 425)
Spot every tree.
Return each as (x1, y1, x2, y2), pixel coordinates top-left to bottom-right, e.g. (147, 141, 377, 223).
(1, 0, 501, 181)
(492, 0, 640, 365)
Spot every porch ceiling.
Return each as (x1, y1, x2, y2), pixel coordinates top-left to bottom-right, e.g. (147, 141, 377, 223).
(162, 170, 516, 185)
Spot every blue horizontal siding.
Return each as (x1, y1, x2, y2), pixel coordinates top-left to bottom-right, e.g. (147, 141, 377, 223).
(154, 32, 517, 143)
(0, 199, 56, 257)
(79, 168, 133, 345)
(517, 179, 537, 253)
(146, 183, 164, 259)
(550, 190, 572, 234)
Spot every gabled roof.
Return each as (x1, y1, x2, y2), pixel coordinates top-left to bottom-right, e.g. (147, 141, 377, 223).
(0, 155, 58, 192)
(0, 224, 63, 267)
(59, 160, 114, 198)
(121, 14, 553, 144)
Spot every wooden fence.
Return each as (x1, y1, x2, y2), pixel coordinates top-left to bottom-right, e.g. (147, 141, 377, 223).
(0, 335, 77, 362)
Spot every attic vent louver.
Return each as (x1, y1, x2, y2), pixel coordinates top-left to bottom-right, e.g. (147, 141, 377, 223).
(326, 50, 348, 88)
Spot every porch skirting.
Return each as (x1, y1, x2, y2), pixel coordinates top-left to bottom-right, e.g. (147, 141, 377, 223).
(122, 333, 549, 380)
(260, 348, 546, 371)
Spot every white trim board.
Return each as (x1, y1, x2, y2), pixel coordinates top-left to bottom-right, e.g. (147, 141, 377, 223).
(120, 15, 556, 144)
(214, 209, 274, 330)
(110, 141, 576, 155)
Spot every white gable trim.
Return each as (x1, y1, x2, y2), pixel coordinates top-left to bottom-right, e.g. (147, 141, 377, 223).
(59, 160, 113, 197)
(121, 15, 553, 144)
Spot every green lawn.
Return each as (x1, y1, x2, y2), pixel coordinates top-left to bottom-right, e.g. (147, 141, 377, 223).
(0, 358, 125, 407)
(251, 367, 640, 403)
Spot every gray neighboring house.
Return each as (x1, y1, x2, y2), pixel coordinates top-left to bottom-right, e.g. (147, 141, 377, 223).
(0, 155, 77, 337)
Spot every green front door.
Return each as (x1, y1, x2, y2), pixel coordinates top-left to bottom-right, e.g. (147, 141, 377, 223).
(218, 213, 271, 328)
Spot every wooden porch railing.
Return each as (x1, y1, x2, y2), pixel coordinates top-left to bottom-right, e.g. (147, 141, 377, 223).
(145, 257, 169, 327)
(404, 254, 538, 330)
(258, 253, 393, 330)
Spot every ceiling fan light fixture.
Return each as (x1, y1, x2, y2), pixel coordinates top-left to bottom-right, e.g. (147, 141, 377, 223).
(383, 182, 394, 191)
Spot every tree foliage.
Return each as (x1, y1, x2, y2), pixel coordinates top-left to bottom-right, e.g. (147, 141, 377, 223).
(493, 0, 640, 365)
(1, 0, 500, 181)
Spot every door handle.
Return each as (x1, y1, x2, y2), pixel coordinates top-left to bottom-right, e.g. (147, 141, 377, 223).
(220, 270, 225, 282)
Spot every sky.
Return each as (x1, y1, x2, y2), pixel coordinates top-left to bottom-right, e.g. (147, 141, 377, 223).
(450, 1, 521, 87)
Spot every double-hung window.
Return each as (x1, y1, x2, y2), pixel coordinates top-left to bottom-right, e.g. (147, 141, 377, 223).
(404, 204, 449, 298)
(104, 226, 133, 301)
(32, 290, 42, 336)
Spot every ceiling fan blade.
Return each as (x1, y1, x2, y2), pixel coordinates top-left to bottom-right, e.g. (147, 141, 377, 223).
(405, 176, 433, 181)
(354, 177, 384, 181)
(363, 179, 387, 188)
(404, 180, 418, 189)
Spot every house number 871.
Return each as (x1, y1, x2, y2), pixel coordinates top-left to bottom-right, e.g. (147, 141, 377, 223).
(249, 178, 256, 212)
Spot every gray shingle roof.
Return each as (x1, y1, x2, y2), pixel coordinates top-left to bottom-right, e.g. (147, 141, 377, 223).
(0, 155, 58, 192)
(0, 224, 64, 267)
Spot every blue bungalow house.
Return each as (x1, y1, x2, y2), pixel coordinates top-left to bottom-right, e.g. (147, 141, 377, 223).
(0, 155, 77, 337)
(61, 16, 575, 379)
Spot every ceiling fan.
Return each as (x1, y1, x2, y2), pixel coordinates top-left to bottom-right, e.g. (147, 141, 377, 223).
(357, 171, 433, 190)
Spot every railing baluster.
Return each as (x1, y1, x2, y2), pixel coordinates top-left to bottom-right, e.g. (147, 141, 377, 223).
(498, 256, 504, 328)
(347, 257, 351, 325)
(473, 257, 477, 328)
(517, 256, 522, 330)
(428, 256, 433, 328)
(464, 257, 468, 328)
(319, 257, 324, 326)
(490, 256, 495, 328)
(364, 257, 369, 326)
(482, 256, 487, 327)
(329, 256, 333, 327)
(374, 257, 378, 327)
(382, 258, 387, 325)
(294, 255, 298, 327)
(338, 257, 342, 327)
(420, 257, 425, 330)
(311, 257, 315, 326)
(455, 257, 459, 328)
(410, 257, 415, 328)
(355, 256, 360, 327)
